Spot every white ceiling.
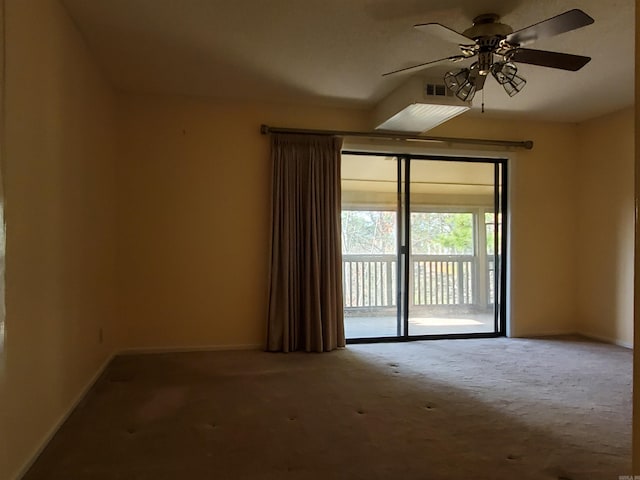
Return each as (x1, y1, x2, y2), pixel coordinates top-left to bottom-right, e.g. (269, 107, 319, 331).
(61, 0, 634, 123)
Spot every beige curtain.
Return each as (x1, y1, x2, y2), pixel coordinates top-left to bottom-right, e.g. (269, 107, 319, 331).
(266, 134, 345, 352)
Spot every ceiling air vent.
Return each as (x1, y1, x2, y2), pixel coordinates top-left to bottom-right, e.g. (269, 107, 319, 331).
(373, 77, 470, 133)
(425, 83, 452, 97)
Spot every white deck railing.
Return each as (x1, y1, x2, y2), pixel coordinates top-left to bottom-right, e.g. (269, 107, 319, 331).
(343, 254, 495, 310)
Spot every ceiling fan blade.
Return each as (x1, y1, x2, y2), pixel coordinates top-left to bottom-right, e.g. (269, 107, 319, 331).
(414, 23, 474, 46)
(510, 48, 591, 71)
(506, 9, 594, 47)
(382, 55, 469, 77)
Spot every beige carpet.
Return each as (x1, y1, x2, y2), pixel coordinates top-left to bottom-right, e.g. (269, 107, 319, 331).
(24, 336, 631, 479)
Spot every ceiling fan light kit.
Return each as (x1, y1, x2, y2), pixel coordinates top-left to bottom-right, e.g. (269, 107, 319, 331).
(444, 68, 477, 101)
(491, 62, 527, 97)
(384, 8, 594, 105)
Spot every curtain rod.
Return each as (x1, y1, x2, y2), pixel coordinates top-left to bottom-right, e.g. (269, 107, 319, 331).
(260, 124, 534, 150)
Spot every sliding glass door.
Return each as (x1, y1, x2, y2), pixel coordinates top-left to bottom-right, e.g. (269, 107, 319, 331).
(341, 153, 400, 338)
(341, 152, 507, 341)
(407, 160, 504, 336)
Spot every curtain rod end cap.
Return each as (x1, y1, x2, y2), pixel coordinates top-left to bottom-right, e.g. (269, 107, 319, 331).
(261, 125, 270, 135)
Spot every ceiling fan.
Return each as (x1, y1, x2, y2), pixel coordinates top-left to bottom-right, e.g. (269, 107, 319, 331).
(383, 9, 594, 102)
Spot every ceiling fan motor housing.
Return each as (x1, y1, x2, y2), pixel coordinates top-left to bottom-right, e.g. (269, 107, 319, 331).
(462, 14, 513, 40)
(462, 15, 514, 75)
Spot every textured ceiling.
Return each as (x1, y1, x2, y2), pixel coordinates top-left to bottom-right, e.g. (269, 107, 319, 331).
(61, 0, 634, 122)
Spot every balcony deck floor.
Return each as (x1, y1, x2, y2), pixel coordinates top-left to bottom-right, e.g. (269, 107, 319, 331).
(345, 311, 496, 339)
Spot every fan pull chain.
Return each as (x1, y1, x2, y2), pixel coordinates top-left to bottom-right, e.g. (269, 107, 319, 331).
(482, 88, 485, 114)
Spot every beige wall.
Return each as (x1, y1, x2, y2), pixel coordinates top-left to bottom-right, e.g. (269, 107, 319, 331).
(0, 1, 635, 477)
(633, 0, 639, 471)
(1, 0, 118, 478)
(117, 100, 582, 346)
(116, 95, 369, 350)
(577, 108, 635, 347)
(431, 116, 581, 336)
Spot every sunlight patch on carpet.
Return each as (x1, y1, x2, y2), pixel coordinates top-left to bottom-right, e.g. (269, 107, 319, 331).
(409, 317, 483, 327)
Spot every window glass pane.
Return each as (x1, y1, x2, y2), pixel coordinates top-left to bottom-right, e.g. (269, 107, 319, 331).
(342, 210, 396, 255)
(409, 159, 496, 336)
(341, 153, 399, 339)
(411, 212, 474, 255)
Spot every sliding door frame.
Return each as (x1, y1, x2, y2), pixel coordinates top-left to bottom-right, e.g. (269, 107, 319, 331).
(343, 150, 508, 344)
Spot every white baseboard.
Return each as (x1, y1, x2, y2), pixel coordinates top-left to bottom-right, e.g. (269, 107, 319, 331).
(580, 331, 633, 349)
(18, 331, 630, 479)
(13, 343, 264, 478)
(507, 329, 578, 339)
(14, 351, 115, 480)
(511, 329, 633, 349)
(118, 343, 264, 355)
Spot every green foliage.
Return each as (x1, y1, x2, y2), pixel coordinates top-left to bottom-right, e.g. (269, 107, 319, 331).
(342, 210, 476, 255)
(411, 213, 473, 255)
